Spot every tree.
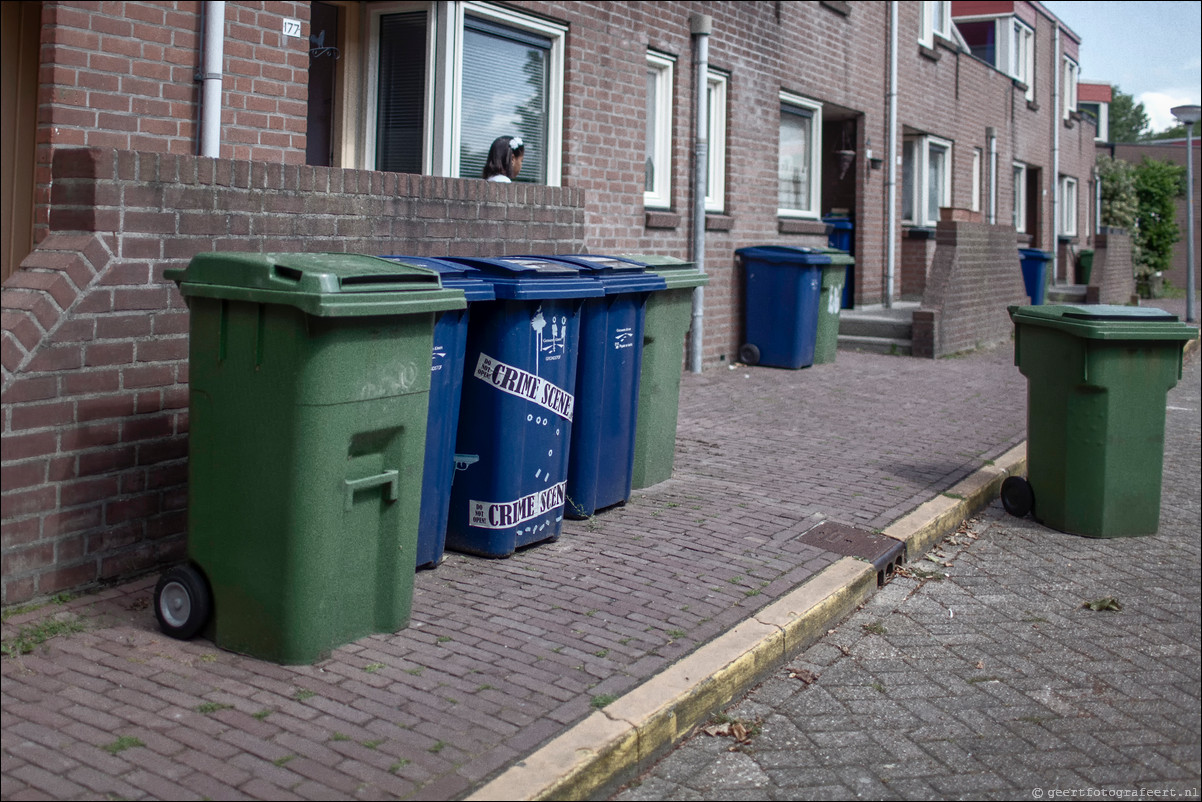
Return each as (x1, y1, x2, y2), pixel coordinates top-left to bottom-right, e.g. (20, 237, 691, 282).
(1133, 157, 1186, 276)
(1096, 154, 1142, 269)
(1108, 87, 1149, 143)
(1144, 120, 1201, 141)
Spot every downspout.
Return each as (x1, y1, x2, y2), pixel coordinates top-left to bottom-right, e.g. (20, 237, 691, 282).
(1051, 25, 1060, 284)
(688, 13, 711, 374)
(200, 1, 226, 158)
(990, 126, 1000, 224)
(884, 1, 898, 307)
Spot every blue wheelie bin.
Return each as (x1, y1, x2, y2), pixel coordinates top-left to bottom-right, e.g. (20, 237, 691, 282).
(379, 256, 495, 569)
(823, 215, 855, 309)
(439, 256, 604, 557)
(1018, 248, 1052, 305)
(735, 245, 829, 369)
(527, 255, 666, 519)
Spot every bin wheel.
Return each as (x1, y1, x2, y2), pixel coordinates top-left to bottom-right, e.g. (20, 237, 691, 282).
(1001, 476, 1034, 518)
(739, 343, 760, 365)
(154, 564, 212, 640)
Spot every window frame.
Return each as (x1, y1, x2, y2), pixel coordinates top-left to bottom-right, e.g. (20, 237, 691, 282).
(919, 1, 951, 47)
(1011, 18, 1034, 102)
(644, 50, 675, 209)
(1062, 56, 1079, 120)
(902, 133, 953, 227)
(1059, 175, 1078, 237)
(705, 69, 728, 214)
(365, 1, 566, 185)
(1013, 162, 1028, 233)
(777, 91, 823, 220)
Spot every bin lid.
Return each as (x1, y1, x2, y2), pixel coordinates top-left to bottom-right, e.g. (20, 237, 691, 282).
(813, 247, 855, 266)
(165, 252, 465, 317)
(378, 255, 495, 302)
(735, 245, 833, 265)
(441, 256, 604, 301)
(616, 253, 710, 290)
(1017, 248, 1053, 261)
(1009, 304, 1198, 341)
(523, 255, 668, 295)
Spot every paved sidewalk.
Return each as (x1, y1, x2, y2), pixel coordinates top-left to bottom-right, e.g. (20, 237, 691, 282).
(3, 299, 1196, 801)
(612, 349, 1200, 801)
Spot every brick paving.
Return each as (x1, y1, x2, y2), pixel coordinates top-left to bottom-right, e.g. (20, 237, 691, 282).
(2, 309, 1191, 800)
(613, 343, 1200, 801)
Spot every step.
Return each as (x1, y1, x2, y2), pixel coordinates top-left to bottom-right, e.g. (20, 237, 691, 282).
(837, 334, 912, 356)
(1045, 284, 1088, 304)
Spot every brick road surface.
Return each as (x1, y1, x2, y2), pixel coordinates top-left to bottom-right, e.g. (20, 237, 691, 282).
(2, 300, 1194, 801)
(613, 346, 1201, 801)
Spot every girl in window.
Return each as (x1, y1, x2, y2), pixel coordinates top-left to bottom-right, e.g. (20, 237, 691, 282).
(483, 136, 524, 182)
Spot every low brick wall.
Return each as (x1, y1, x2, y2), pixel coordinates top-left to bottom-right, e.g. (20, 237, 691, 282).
(1085, 230, 1137, 305)
(912, 221, 1030, 358)
(1, 148, 587, 605)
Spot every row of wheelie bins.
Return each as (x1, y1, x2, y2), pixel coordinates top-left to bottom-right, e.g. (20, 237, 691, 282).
(156, 251, 706, 664)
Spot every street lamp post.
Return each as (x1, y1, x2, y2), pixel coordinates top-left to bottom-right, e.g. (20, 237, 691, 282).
(1170, 104, 1200, 323)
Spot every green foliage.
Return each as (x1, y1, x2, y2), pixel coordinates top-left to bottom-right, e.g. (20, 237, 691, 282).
(1133, 158, 1186, 275)
(1108, 87, 1149, 143)
(1096, 155, 1138, 230)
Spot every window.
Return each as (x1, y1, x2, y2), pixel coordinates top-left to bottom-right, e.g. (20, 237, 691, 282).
(971, 148, 982, 213)
(368, 2, 566, 185)
(778, 92, 822, 218)
(902, 134, 952, 226)
(1011, 19, 1034, 101)
(1013, 162, 1027, 233)
(1059, 175, 1077, 236)
(705, 71, 727, 213)
(958, 19, 997, 65)
(645, 51, 675, 208)
(1079, 100, 1108, 141)
(920, 1, 951, 47)
(1062, 56, 1079, 120)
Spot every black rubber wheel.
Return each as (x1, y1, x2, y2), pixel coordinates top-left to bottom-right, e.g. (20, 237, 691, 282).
(739, 343, 761, 365)
(154, 563, 212, 640)
(1000, 476, 1035, 518)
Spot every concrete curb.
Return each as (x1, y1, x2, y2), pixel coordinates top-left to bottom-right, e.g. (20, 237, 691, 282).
(465, 446, 1028, 802)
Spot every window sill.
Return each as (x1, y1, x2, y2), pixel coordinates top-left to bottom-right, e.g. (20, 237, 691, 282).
(919, 43, 941, 62)
(705, 213, 734, 232)
(1026, 98, 1040, 112)
(645, 210, 681, 229)
(778, 217, 827, 236)
(820, 0, 851, 16)
(903, 226, 936, 240)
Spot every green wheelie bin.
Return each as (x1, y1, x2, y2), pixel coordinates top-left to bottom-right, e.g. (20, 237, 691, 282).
(158, 253, 464, 663)
(1002, 304, 1197, 537)
(813, 248, 854, 364)
(618, 254, 709, 490)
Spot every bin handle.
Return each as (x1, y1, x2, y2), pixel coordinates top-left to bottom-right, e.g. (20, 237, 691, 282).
(344, 470, 399, 511)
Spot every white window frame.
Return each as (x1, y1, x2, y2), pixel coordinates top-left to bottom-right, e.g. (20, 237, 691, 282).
(365, 1, 566, 185)
(902, 134, 953, 226)
(1011, 18, 1034, 102)
(1062, 56, 1079, 120)
(705, 70, 727, 214)
(644, 51, 675, 209)
(1079, 100, 1109, 142)
(919, 1, 951, 47)
(777, 91, 822, 219)
(1013, 162, 1028, 233)
(1059, 175, 1078, 237)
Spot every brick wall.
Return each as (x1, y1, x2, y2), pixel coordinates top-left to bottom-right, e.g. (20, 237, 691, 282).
(1085, 230, 1137, 305)
(900, 230, 937, 299)
(912, 221, 1030, 358)
(0, 147, 586, 605)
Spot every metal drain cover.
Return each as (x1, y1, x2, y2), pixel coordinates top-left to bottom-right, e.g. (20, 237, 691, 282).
(798, 521, 904, 582)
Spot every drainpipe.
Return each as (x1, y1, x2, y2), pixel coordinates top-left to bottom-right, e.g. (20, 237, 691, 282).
(688, 13, 711, 374)
(200, 1, 226, 158)
(884, 1, 898, 307)
(1051, 25, 1060, 284)
(990, 126, 1000, 224)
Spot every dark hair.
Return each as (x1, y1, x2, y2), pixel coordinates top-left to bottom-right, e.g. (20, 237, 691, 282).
(482, 135, 525, 179)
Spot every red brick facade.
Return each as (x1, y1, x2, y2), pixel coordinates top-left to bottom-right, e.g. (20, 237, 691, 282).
(2, 1, 1097, 604)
